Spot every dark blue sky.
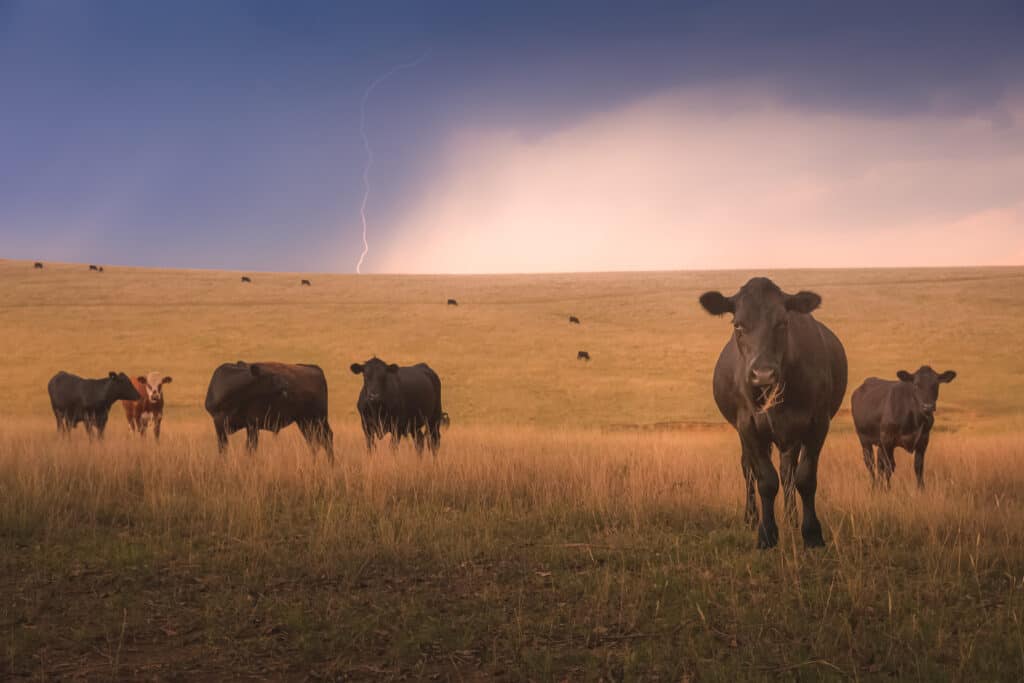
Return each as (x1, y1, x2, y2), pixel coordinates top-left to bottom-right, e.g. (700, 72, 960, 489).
(2, 1, 1022, 272)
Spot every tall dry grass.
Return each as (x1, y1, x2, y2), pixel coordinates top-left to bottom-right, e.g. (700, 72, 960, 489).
(3, 418, 1023, 678)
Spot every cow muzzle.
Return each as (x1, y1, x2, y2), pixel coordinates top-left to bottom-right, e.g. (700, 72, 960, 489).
(749, 367, 778, 387)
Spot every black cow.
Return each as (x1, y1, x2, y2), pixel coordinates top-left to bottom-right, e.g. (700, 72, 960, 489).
(852, 366, 956, 489)
(447, 299, 458, 306)
(88, 264, 99, 271)
(569, 315, 580, 324)
(699, 277, 847, 549)
(48, 371, 141, 438)
(301, 279, 311, 286)
(204, 361, 334, 463)
(33, 262, 43, 269)
(241, 276, 252, 283)
(350, 357, 444, 456)
(577, 351, 590, 361)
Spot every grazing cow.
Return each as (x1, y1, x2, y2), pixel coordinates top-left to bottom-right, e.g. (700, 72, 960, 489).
(569, 315, 580, 324)
(122, 372, 173, 439)
(301, 279, 311, 286)
(852, 366, 956, 489)
(577, 351, 590, 361)
(350, 357, 444, 456)
(699, 277, 847, 548)
(48, 371, 141, 438)
(241, 276, 252, 283)
(204, 361, 334, 462)
(447, 299, 458, 306)
(33, 262, 43, 269)
(88, 264, 99, 271)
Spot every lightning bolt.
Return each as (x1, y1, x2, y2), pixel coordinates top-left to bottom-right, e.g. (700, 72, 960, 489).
(356, 50, 431, 274)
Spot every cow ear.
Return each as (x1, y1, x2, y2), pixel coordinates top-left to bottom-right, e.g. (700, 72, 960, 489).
(897, 370, 913, 382)
(162, 377, 173, 384)
(249, 364, 261, 376)
(350, 363, 363, 374)
(938, 370, 956, 383)
(785, 291, 821, 314)
(387, 364, 399, 373)
(137, 375, 147, 384)
(699, 291, 734, 316)
(109, 371, 117, 379)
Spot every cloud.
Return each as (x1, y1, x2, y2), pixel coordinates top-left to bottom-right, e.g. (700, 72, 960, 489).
(374, 85, 1024, 273)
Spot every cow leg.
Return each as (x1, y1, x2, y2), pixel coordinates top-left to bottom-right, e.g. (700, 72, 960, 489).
(743, 431, 778, 548)
(779, 445, 801, 525)
(364, 429, 376, 454)
(859, 437, 876, 485)
(214, 420, 229, 453)
(153, 416, 162, 441)
(428, 420, 441, 456)
(739, 438, 759, 530)
(913, 441, 928, 490)
(138, 415, 149, 436)
(877, 438, 896, 489)
(413, 427, 426, 457)
(796, 428, 828, 548)
(246, 426, 259, 453)
(389, 432, 401, 452)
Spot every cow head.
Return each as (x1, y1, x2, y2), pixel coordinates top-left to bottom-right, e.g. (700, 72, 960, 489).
(108, 371, 141, 401)
(350, 357, 399, 405)
(700, 277, 821, 394)
(136, 373, 173, 403)
(897, 366, 956, 414)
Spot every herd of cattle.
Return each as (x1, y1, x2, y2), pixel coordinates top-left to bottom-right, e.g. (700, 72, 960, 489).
(37, 264, 956, 549)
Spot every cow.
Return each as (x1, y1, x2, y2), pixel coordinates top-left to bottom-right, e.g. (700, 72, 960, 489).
(33, 262, 43, 269)
(98, 266, 104, 272)
(301, 279, 311, 286)
(241, 276, 252, 283)
(447, 299, 458, 306)
(88, 264, 99, 271)
(204, 361, 334, 462)
(569, 315, 580, 324)
(48, 371, 141, 438)
(577, 351, 590, 361)
(852, 366, 956, 489)
(699, 277, 847, 549)
(122, 372, 173, 440)
(350, 357, 444, 456)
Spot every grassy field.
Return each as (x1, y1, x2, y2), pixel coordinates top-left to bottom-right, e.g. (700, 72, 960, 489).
(1, 259, 1023, 679)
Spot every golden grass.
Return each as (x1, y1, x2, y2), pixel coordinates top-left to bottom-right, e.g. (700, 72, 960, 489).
(2, 259, 1024, 678)
(3, 418, 1024, 678)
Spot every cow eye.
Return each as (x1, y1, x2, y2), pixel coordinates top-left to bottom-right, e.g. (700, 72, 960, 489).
(733, 323, 745, 334)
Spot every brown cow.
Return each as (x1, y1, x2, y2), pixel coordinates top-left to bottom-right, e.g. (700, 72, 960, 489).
(122, 372, 173, 439)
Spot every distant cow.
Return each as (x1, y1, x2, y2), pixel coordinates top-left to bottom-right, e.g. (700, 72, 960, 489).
(98, 266, 104, 272)
(122, 372, 173, 440)
(48, 371, 141, 438)
(852, 366, 956, 489)
(351, 357, 444, 456)
(88, 265, 99, 271)
(241, 276, 252, 283)
(577, 351, 590, 361)
(569, 316, 580, 324)
(204, 361, 334, 462)
(33, 262, 43, 269)
(699, 277, 847, 549)
(447, 299, 458, 306)
(301, 279, 311, 286)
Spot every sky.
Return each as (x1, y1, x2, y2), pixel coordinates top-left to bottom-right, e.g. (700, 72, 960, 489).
(1, 1, 1022, 273)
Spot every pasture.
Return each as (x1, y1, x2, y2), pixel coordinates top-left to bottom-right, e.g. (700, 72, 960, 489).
(1, 259, 1023, 679)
